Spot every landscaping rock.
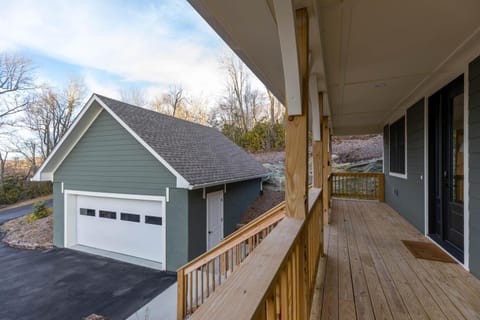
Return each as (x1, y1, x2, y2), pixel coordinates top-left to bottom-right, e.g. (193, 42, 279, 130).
(1, 215, 53, 250)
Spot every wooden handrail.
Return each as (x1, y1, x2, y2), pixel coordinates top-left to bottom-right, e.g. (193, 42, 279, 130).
(189, 188, 323, 320)
(330, 172, 384, 201)
(177, 199, 286, 319)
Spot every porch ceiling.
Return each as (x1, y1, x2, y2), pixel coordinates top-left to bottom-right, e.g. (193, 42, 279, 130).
(187, 0, 480, 135)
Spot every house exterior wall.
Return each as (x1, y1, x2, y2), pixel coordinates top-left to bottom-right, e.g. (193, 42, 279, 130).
(187, 178, 262, 260)
(52, 110, 190, 271)
(384, 100, 425, 232)
(469, 55, 480, 278)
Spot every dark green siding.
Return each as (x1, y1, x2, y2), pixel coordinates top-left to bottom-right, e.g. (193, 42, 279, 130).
(469, 56, 480, 278)
(187, 179, 261, 260)
(384, 100, 425, 232)
(166, 188, 189, 271)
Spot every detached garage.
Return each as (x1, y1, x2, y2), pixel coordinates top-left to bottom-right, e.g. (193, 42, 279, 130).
(33, 94, 267, 271)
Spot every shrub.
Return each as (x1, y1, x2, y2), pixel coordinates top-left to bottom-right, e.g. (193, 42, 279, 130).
(0, 175, 52, 205)
(222, 120, 285, 152)
(27, 201, 53, 223)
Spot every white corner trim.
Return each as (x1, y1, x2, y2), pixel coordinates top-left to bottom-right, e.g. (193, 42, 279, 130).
(61, 182, 64, 194)
(32, 94, 101, 181)
(272, 0, 302, 116)
(166, 187, 170, 202)
(93, 96, 191, 189)
(464, 66, 470, 270)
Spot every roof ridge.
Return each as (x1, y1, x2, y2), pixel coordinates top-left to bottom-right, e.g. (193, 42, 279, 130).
(94, 93, 217, 132)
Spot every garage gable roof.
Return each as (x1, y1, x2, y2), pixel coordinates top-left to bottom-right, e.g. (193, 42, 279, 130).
(33, 94, 267, 189)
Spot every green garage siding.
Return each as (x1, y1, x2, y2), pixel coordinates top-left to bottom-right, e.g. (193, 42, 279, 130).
(52, 110, 178, 255)
(55, 110, 176, 194)
(469, 56, 480, 278)
(187, 179, 261, 260)
(384, 100, 425, 233)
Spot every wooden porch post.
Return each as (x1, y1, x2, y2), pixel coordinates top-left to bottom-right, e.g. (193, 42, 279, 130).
(322, 116, 330, 224)
(284, 8, 309, 220)
(312, 92, 324, 256)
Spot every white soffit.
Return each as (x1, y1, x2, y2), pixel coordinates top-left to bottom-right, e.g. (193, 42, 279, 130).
(318, 0, 480, 134)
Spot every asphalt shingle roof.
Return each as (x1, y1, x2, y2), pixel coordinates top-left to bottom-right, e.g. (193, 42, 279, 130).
(96, 95, 267, 187)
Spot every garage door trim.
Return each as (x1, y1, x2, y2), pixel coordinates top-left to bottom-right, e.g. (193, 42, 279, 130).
(63, 189, 166, 268)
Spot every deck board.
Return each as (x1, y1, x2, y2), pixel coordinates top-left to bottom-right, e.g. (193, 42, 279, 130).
(313, 199, 480, 320)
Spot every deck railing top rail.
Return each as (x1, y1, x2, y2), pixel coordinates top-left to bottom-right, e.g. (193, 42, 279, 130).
(177, 197, 286, 319)
(188, 187, 323, 320)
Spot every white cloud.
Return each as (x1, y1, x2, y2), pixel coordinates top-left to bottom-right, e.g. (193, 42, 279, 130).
(0, 0, 229, 99)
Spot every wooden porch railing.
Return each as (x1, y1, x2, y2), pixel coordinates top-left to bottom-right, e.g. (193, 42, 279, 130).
(177, 201, 286, 319)
(330, 172, 384, 201)
(188, 188, 323, 320)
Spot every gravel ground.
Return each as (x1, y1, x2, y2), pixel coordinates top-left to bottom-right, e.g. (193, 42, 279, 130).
(0, 215, 53, 250)
(241, 190, 285, 224)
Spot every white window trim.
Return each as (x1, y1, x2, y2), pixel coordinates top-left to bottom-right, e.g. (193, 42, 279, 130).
(388, 113, 408, 179)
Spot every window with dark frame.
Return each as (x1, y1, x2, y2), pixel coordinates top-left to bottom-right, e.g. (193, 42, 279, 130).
(121, 212, 140, 223)
(80, 208, 95, 217)
(145, 216, 162, 225)
(99, 210, 117, 219)
(390, 116, 406, 175)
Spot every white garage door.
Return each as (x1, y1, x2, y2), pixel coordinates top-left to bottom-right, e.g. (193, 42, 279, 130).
(76, 194, 165, 264)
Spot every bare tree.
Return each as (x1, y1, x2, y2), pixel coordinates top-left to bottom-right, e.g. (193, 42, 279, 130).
(219, 54, 270, 132)
(162, 85, 184, 117)
(13, 138, 38, 178)
(0, 148, 9, 185)
(220, 55, 249, 132)
(25, 79, 86, 158)
(120, 87, 148, 107)
(266, 89, 284, 124)
(0, 53, 35, 132)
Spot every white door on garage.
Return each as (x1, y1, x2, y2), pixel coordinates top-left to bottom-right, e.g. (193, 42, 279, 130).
(207, 191, 224, 250)
(76, 194, 165, 264)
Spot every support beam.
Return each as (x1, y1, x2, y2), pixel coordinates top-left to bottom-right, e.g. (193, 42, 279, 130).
(312, 92, 323, 256)
(285, 7, 309, 222)
(322, 116, 330, 225)
(310, 75, 321, 142)
(273, 0, 302, 115)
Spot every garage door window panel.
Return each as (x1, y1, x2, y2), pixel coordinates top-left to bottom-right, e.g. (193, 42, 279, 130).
(145, 216, 162, 225)
(80, 208, 96, 217)
(99, 210, 117, 219)
(121, 213, 140, 222)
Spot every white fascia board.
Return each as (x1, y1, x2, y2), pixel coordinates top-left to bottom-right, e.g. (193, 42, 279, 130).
(273, 0, 302, 116)
(94, 96, 191, 189)
(31, 94, 100, 182)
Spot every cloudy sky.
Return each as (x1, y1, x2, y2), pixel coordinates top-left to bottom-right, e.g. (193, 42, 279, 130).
(0, 0, 241, 102)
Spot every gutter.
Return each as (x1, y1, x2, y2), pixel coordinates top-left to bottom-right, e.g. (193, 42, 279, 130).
(188, 173, 269, 190)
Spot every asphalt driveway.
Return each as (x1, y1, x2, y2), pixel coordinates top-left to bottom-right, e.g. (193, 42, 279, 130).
(0, 244, 176, 320)
(0, 199, 53, 224)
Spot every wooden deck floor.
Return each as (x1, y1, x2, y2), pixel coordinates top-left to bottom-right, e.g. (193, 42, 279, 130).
(312, 199, 480, 320)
